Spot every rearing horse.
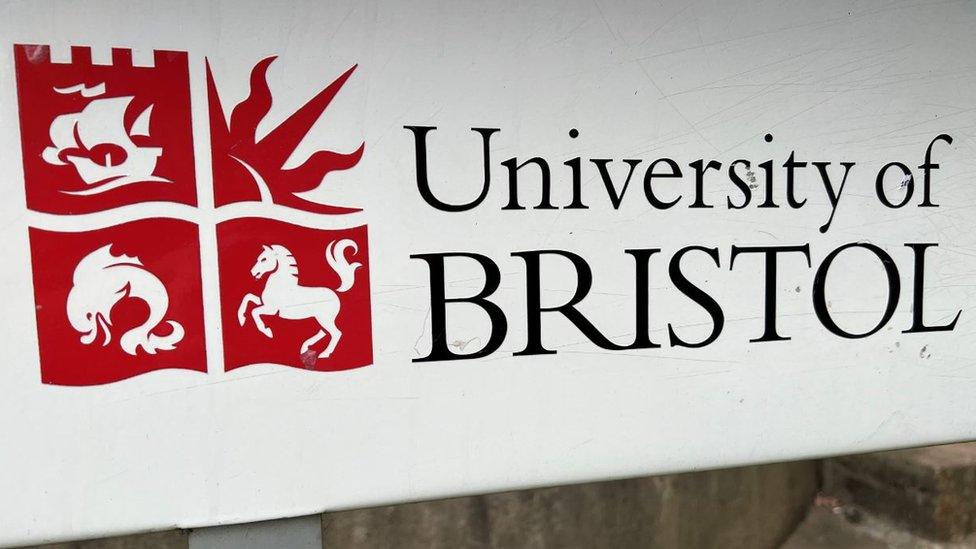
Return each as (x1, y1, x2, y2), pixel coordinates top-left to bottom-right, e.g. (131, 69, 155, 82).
(238, 239, 361, 359)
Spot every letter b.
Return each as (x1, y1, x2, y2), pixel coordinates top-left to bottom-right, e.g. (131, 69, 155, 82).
(411, 252, 508, 361)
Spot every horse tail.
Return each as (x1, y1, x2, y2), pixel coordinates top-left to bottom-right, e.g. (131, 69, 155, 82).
(327, 239, 362, 293)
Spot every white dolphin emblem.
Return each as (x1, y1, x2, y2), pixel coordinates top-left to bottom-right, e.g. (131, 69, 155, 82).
(66, 245, 184, 355)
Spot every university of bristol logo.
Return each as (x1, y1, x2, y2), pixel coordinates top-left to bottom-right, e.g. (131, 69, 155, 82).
(15, 44, 372, 385)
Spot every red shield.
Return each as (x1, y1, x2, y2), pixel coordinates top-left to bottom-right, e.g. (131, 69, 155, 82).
(206, 57, 363, 214)
(17, 46, 374, 385)
(14, 45, 197, 214)
(29, 219, 207, 385)
(217, 219, 372, 372)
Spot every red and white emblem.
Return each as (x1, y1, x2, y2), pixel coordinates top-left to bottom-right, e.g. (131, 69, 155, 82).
(207, 57, 364, 214)
(14, 45, 196, 214)
(29, 220, 206, 385)
(16, 44, 373, 385)
(217, 220, 372, 372)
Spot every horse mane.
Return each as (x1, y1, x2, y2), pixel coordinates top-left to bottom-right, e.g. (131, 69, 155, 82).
(269, 244, 299, 278)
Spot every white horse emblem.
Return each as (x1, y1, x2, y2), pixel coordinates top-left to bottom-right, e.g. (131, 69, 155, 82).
(66, 245, 184, 355)
(238, 239, 361, 359)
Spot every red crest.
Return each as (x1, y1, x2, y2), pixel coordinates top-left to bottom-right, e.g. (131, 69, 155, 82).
(207, 57, 364, 214)
(16, 45, 372, 385)
(29, 219, 207, 385)
(217, 219, 372, 372)
(14, 45, 197, 214)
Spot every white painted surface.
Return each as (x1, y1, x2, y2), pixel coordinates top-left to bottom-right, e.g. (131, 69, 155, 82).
(1, 0, 976, 545)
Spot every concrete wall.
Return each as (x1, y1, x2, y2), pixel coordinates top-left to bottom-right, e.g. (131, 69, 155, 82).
(324, 461, 818, 549)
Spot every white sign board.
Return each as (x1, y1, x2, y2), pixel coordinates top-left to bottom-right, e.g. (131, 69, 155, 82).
(2, 0, 975, 544)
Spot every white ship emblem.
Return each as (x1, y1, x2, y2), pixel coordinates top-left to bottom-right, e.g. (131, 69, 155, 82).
(42, 85, 171, 195)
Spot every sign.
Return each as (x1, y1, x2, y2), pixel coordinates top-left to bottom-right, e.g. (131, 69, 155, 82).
(1, 0, 975, 544)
